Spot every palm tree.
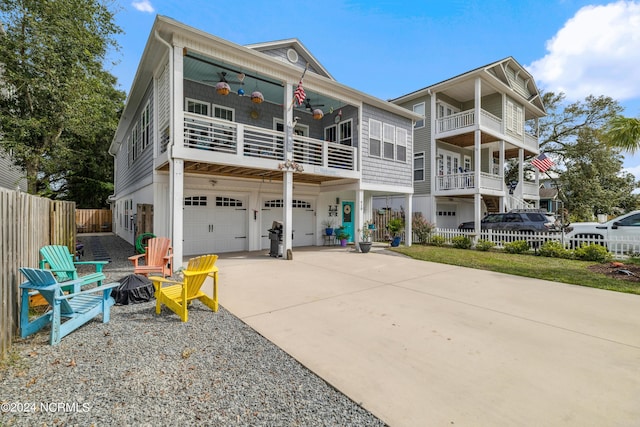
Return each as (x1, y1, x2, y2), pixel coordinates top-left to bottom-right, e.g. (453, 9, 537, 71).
(604, 116, 640, 153)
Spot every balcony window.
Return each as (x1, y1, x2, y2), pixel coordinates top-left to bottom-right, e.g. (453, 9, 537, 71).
(339, 119, 352, 146)
(185, 98, 209, 116)
(383, 123, 395, 160)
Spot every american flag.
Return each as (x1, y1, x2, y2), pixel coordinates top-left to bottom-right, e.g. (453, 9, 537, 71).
(532, 153, 554, 172)
(294, 80, 306, 106)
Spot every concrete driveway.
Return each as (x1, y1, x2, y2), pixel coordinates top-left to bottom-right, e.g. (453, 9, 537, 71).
(212, 245, 640, 426)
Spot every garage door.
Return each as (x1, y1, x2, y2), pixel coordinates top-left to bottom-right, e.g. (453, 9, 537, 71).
(261, 199, 315, 249)
(184, 195, 247, 255)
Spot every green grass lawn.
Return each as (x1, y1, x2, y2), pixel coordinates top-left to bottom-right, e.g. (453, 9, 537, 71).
(392, 245, 640, 295)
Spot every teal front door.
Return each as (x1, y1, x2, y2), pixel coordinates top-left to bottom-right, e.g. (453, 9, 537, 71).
(341, 201, 354, 243)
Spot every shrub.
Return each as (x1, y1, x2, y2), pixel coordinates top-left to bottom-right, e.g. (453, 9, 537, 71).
(503, 240, 530, 254)
(452, 235, 472, 249)
(538, 240, 573, 259)
(475, 239, 495, 251)
(574, 243, 611, 262)
(413, 214, 435, 245)
(430, 235, 446, 247)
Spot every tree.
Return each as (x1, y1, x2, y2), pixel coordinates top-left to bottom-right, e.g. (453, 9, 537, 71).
(528, 92, 638, 219)
(559, 127, 638, 221)
(603, 116, 640, 153)
(0, 0, 122, 199)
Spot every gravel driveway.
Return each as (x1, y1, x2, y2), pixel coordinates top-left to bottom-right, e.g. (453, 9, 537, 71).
(1, 234, 385, 426)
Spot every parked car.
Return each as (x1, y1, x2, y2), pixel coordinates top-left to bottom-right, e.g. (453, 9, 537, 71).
(458, 210, 562, 233)
(565, 210, 640, 240)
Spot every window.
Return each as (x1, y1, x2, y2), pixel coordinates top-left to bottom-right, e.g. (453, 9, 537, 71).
(131, 122, 139, 161)
(185, 98, 209, 116)
(325, 125, 337, 143)
(214, 105, 233, 121)
(414, 152, 425, 181)
(141, 102, 151, 150)
(369, 119, 381, 157)
(339, 119, 352, 146)
(413, 102, 425, 128)
(216, 196, 243, 207)
(464, 155, 471, 172)
(184, 196, 207, 206)
(396, 128, 407, 162)
(383, 124, 395, 159)
(506, 100, 523, 135)
(126, 135, 132, 166)
(436, 101, 459, 118)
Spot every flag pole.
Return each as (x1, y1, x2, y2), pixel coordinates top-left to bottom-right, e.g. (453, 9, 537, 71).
(289, 63, 309, 110)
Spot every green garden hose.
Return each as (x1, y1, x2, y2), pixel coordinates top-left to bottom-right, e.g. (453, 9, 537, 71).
(135, 233, 156, 254)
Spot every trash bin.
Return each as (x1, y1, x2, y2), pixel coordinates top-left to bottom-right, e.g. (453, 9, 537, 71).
(268, 220, 283, 257)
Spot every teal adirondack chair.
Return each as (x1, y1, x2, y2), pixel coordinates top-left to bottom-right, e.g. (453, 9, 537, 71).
(39, 245, 108, 292)
(19, 268, 119, 345)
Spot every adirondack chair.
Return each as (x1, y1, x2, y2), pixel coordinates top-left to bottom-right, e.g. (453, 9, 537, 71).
(19, 268, 119, 345)
(128, 237, 173, 277)
(149, 254, 219, 322)
(39, 245, 108, 292)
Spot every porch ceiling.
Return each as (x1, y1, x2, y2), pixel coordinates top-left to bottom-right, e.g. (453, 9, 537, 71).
(440, 132, 536, 159)
(158, 162, 347, 185)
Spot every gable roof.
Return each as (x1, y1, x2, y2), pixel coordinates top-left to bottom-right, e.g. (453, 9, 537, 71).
(244, 38, 334, 80)
(391, 57, 546, 116)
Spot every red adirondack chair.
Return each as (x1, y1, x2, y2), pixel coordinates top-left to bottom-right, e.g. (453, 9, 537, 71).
(128, 237, 173, 277)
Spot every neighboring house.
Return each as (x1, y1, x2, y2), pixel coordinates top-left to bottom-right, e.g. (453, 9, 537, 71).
(391, 58, 546, 230)
(109, 16, 420, 261)
(0, 150, 27, 192)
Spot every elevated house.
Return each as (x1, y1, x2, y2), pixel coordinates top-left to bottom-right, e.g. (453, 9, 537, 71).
(391, 58, 546, 230)
(0, 152, 27, 192)
(109, 16, 419, 261)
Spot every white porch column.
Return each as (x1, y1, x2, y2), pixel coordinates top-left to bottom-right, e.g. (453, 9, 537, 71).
(474, 78, 482, 235)
(171, 158, 184, 268)
(429, 90, 438, 224)
(518, 148, 524, 202)
(499, 139, 506, 212)
(404, 193, 413, 247)
(169, 42, 185, 269)
(282, 82, 294, 258)
(356, 189, 364, 250)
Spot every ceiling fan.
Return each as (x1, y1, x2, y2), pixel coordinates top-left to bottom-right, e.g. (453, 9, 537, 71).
(205, 71, 245, 85)
(299, 98, 324, 111)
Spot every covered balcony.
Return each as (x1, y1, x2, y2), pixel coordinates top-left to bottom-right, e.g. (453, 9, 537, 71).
(436, 108, 538, 153)
(156, 49, 360, 184)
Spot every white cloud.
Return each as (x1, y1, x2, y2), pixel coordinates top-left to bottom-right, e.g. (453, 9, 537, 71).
(132, 0, 154, 13)
(528, 1, 640, 101)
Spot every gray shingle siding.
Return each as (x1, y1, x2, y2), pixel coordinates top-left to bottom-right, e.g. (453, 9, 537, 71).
(396, 95, 431, 195)
(361, 104, 413, 187)
(115, 82, 154, 194)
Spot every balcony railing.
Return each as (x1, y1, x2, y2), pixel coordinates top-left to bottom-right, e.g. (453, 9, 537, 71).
(436, 172, 504, 192)
(436, 108, 540, 151)
(182, 113, 355, 171)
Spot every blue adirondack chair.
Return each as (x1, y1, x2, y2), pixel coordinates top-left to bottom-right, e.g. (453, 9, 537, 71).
(39, 245, 108, 292)
(19, 267, 119, 345)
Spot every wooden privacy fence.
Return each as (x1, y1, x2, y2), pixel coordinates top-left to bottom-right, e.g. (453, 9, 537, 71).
(0, 188, 75, 359)
(76, 209, 112, 233)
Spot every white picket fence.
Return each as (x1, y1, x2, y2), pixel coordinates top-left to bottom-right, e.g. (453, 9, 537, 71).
(430, 228, 640, 258)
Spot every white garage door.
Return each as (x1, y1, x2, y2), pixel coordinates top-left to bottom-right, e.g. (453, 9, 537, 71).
(261, 199, 315, 249)
(184, 195, 247, 255)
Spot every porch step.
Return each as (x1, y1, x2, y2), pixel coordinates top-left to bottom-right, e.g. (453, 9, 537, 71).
(484, 197, 499, 213)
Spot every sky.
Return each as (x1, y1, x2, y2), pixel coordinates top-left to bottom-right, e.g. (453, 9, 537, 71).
(108, 0, 640, 175)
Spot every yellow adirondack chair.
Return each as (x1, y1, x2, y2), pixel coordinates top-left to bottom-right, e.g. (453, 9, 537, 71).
(149, 254, 219, 322)
(128, 237, 173, 278)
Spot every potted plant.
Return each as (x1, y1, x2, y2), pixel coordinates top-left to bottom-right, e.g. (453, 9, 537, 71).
(336, 226, 350, 247)
(387, 218, 404, 247)
(358, 220, 374, 253)
(322, 219, 335, 236)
